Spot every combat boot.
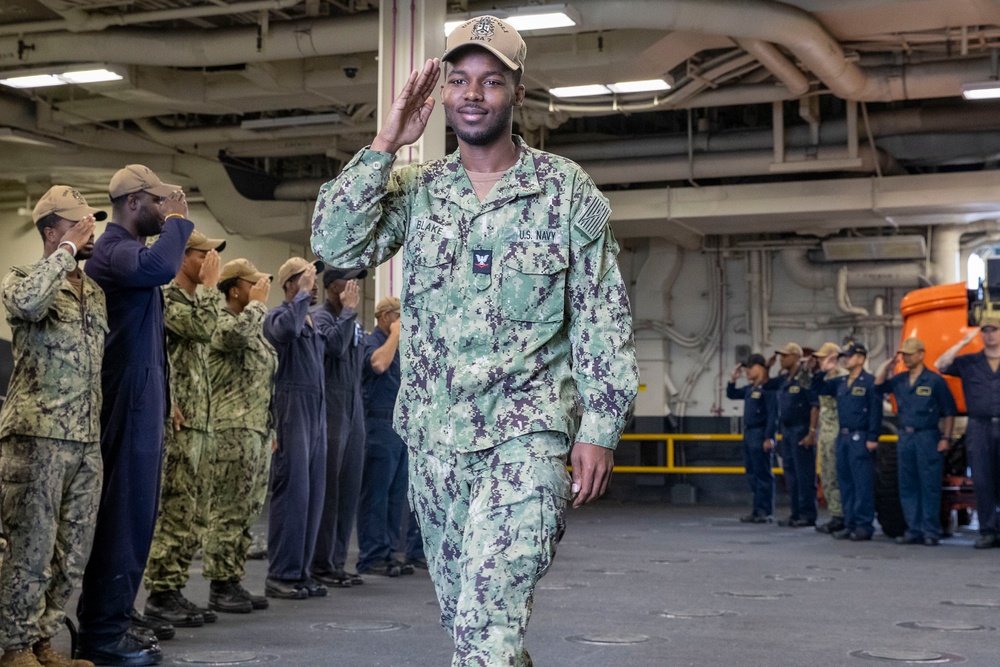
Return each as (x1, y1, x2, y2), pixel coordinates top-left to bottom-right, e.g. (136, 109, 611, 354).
(33, 639, 94, 667)
(209, 580, 252, 614)
(172, 590, 217, 624)
(144, 590, 204, 628)
(231, 578, 268, 610)
(0, 648, 42, 667)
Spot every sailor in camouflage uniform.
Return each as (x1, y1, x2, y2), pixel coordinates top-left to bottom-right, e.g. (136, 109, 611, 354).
(203, 259, 277, 613)
(0, 186, 106, 667)
(311, 17, 638, 667)
(143, 230, 225, 627)
(813, 342, 848, 533)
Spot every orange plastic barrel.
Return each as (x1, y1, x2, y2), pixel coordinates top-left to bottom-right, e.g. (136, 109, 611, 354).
(892, 282, 982, 414)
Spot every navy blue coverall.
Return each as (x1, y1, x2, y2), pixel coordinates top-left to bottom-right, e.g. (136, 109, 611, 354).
(876, 369, 957, 540)
(264, 292, 327, 584)
(77, 217, 193, 644)
(356, 326, 420, 571)
(310, 303, 366, 577)
(767, 369, 819, 524)
(816, 370, 883, 537)
(941, 352, 1000, 538)
(727, 381, 778, 518)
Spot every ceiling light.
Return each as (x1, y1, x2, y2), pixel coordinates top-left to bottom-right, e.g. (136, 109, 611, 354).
(962, 81, 1000, 100)
(607, 79, 672, 94)
(548, 84, 611, 98)
(60, 68, 123, 84)
(445, 3, 579, 35)
(240, 113, 343, 130)
(0, 74, 63, 89)
(0, 65, 124, 89)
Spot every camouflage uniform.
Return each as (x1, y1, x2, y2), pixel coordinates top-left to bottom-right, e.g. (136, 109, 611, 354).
(312, 138, 638, 667)
(0, 249, 105, 651)
(818, 366, 848, 518)
(144, 280, 222, 593)
(203, 301, 277, 581)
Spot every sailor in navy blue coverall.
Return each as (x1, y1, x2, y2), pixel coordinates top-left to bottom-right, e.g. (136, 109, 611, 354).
(727, 354, 778, 523)
(263, 258, 328, 600)
(766, 343, 820, 527)
(936, 319, 1000, 549)
(815, 342, 883, 541)
(876, 337, 956, 545)
(311, 268, 368, 587)
(77, 166, 193, 665)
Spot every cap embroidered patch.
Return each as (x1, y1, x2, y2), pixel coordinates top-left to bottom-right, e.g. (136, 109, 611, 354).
(473, 249, 492, 274)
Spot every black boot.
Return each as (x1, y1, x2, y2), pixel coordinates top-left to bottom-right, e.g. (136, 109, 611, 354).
(209, 580, 253, 614)
(130, 608, 175, 642)
(231, 578, 269, 610)
(144, 590, 204, 628)
(173, 589, 217, 624)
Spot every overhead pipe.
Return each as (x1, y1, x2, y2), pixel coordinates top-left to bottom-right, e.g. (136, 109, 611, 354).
(1, 0, 303, 36)
(836, 266, 869, 317)
(132, 117, 376, 147)
(580, 145, 902, 186)
(0, 13, 378, 67)
(734, 39, 810, 97)
(780, 248, 926, 290)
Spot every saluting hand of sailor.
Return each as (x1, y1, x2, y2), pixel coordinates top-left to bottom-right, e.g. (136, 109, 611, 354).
(249, 277, 271, 303)
(160, 189, 188, 219)
(200, 249, 221, 289)
(341, 280, 360, 310)
(297, 265, 317, 294)
(372, 58, 441, 155)
(60, 215, 96, 253)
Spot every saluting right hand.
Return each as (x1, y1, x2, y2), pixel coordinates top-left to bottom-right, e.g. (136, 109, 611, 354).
(730, 363, 743, 382)
(200, 249, 221, 289)
(60, 215, 96, 252)
(297, 265, 317, 294)
(371, 58, 441, 155)
(160, 190, 189, 219)
(249, 276, 271, 303)
(389, 319, 401, 337)
(820, 355, 838, 372)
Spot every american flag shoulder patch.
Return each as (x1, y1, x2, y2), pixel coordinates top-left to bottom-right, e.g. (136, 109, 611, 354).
(574, 197, 611, 242)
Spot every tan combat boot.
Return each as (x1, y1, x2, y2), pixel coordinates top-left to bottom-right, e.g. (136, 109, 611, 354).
(0, 648, 42, 667)
(31, 640, 94, 667)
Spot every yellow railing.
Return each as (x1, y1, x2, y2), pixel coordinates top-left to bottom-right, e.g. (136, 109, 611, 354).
(614, 432, 899, 475)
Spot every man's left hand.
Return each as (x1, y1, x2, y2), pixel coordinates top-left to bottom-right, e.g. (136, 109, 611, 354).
(866, 440, 878, 452)
(937, 438, 950, 453)
(570, 442, 614, 509)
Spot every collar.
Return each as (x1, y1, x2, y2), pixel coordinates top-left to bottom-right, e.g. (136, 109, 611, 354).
(427, 136, 541, 213)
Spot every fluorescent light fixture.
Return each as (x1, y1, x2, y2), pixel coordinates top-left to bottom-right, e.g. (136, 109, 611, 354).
(968, 253, 986, 290)
(61, 68, 123, 84)
(0, 74, 63, 88)
(607, 78, 672, 94)
(240, 112, 343, 130)
(962, 81, 1000, 100)
(0, 65, 124, 89)
(549, 84, 611, 98)
(445, 3, 578, 35)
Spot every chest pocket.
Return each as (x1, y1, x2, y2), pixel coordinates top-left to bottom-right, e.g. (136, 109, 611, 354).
(403, 231, 456, 314)
(501, 242, 568, 323)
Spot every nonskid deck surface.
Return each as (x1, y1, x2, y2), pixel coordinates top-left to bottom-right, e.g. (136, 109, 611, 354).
(61, 503, 996, 666)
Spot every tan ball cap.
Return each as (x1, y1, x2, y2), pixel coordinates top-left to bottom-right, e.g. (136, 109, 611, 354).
(898, 337, 925, 354)
(979, 317, 1000, 329)
(109, 164, 181, 199)
(443, 15, 526, 72)
(277, 257, 325, 287)
(777, 342, 803, 356)
(186, 229, 226, 252)
(374, 296, 401, 318)
(220, 258, 271, 283)
(812, 342, 841, 359)
(32, 185, 107, 223)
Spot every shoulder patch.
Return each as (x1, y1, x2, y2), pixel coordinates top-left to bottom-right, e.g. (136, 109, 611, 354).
(574, 196, 611, 242)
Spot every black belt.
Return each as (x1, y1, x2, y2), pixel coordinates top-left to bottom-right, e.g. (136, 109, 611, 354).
(902, 426, 936, 433)
(840, 428, 862, 435)
(366, 409, 394, 419)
